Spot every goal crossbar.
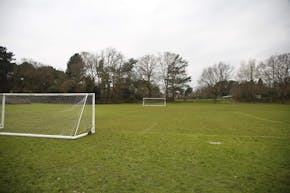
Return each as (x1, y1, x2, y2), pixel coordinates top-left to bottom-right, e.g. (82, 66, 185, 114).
(0, 93, 95, 140)
(2, 93, 91, 96)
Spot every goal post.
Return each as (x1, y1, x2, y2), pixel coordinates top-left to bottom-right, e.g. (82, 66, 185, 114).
(0, 94, 5, 129)
(0, 93, 95, 139)
(142, 97, 166, 107)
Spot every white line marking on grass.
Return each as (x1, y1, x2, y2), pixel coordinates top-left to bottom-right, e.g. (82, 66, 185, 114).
(196, 133, 289, 139)
(233, 111, 289, 125)
(137, 131, 290, 139)
(117, 129, 290, 139)
(209, 141, 222, 145)
(165, 131, 290, 139)
(142, 123, 158, 133)
(175, 128, 289, 139)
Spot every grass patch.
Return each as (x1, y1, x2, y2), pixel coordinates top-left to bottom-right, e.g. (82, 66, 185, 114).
(0, 102, 290, 193)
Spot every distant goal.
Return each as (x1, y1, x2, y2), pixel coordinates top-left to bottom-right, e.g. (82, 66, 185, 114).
(0, 93, 95, 139)
(142, 98, 166, 107)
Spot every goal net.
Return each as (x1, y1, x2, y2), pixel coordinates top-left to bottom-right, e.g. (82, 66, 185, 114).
(0, 93, 95, 139)
(142, 98, 166, 106)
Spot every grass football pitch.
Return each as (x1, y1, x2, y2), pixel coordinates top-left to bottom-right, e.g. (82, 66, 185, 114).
(0, 102, 290, 193)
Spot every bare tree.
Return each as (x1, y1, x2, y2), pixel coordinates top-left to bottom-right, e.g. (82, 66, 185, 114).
(97, 48, 125, 101)
(199, 62, 233, 86)
(237, 59, 257, 82)
(236, 59, 257, 101)
(276, 54, 290, 85)
(80, 52, 99, 81)
(158, 52, 175, 98)
(135, 54, 158, 97)
(198, 62, 233, 100)
(257, 53, 290, 102)
(257, 57, 277, 88)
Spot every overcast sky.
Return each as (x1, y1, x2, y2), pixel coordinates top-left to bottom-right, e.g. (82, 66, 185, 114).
(1, 0, 290, 86)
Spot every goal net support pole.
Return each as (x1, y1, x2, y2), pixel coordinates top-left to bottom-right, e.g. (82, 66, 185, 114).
(73, 94, 88, 136)
(92, 93, 95, 133)
(0, 94, 5, 129)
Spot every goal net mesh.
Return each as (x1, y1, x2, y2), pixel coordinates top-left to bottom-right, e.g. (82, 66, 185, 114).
(143, 98, 166, 106)
(0, 94, 93, 137)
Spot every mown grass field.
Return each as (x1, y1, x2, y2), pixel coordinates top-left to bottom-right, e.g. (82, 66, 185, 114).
(0, 102, 290, 193)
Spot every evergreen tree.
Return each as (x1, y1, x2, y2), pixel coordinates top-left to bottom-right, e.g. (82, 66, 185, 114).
(167, 54, 191, 100)
(0, 46, 15, 92)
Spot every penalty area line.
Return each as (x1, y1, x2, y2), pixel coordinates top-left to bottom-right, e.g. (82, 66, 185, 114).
(139, 131, 290, 139)
(115, 130, 290, 140)
(233, 111, 290, 125)
(193, 133, 290, 139)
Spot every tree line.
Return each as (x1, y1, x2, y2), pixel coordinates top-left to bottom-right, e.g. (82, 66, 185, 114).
(0, 46, 191, 103)
(196, 54, 290, 103)
(1, 46, 289, 103)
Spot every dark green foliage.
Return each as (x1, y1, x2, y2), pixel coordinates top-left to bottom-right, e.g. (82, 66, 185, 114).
(65, 53, 86, 92)
(184, 86, 193, 96)
(0, 46, 15, 92)
(47, 85, 59, 93)
(66, 53, 85, 82)
(167, 54, 191, 100)
(12, 61, 66, 93)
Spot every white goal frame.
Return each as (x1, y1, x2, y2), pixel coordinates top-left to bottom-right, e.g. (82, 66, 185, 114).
(0, 93, 95, 139)
(142, 97, 166, 107)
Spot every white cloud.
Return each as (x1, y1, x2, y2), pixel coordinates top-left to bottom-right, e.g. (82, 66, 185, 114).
(1, 0, 290, 86)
